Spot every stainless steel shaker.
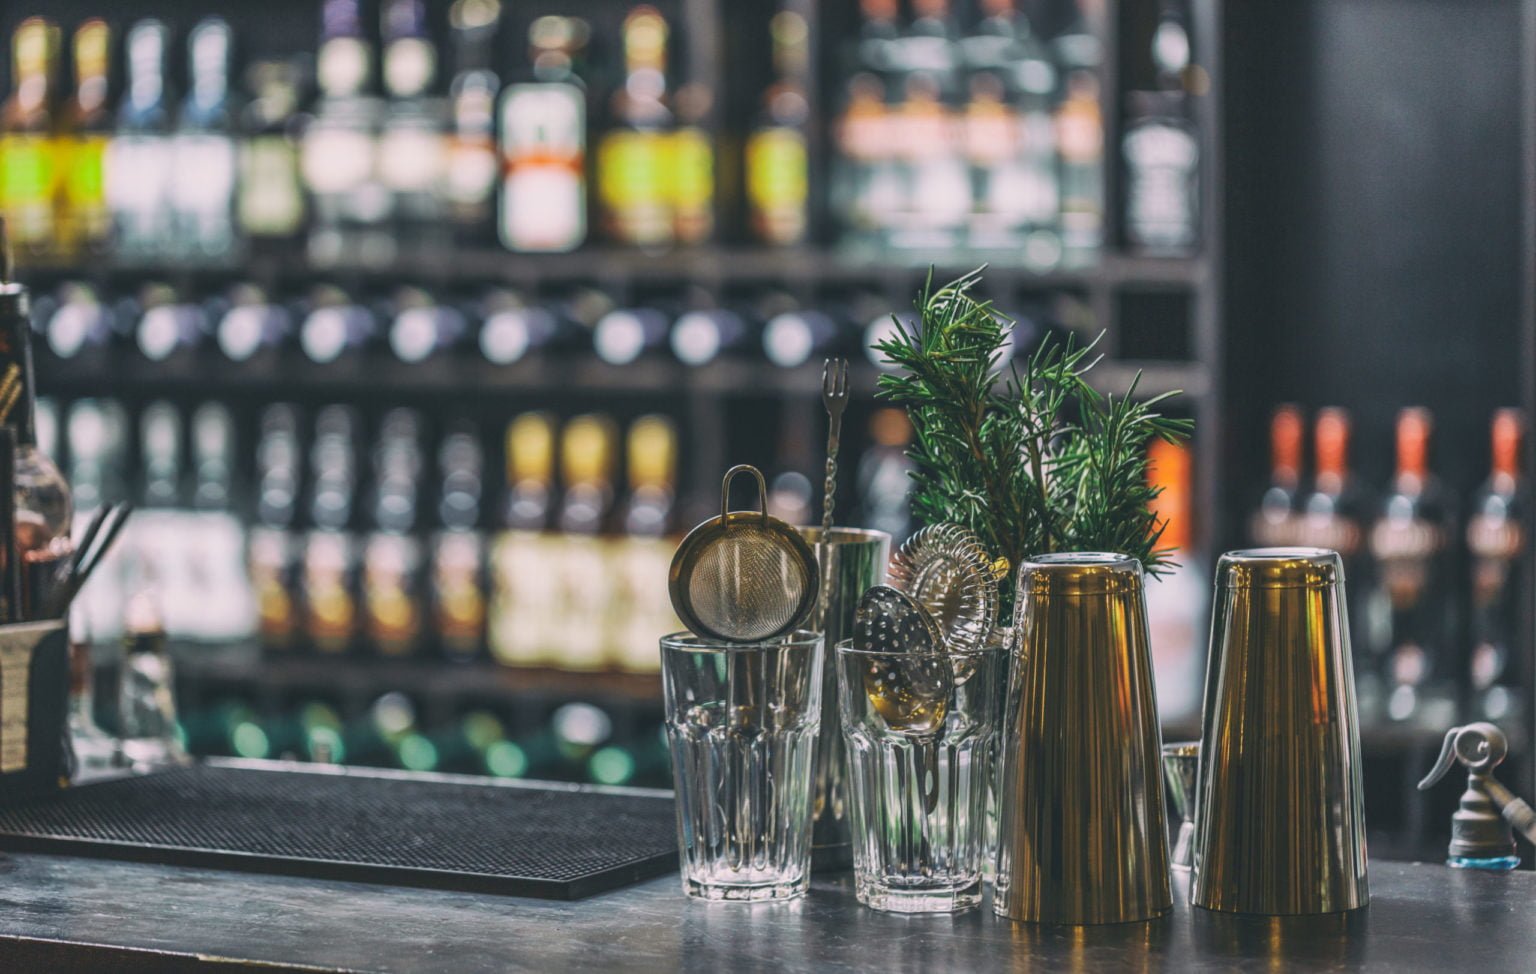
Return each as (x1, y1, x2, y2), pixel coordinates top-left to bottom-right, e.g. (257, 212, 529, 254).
(1192, 547, 1369, 915)
(799, 527, 890, 869)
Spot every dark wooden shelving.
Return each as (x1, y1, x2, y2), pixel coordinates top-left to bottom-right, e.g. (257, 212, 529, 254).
(172, 642, 663, 708)
(37, 347, 1209, 403)
(21, 246, 1206, 295)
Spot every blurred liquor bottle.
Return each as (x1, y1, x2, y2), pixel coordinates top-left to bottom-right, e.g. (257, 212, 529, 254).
(1369, 408, 1457, 725)
(239, 60, 307, 250)
(746, 10, 812, 247)
(301, 405, 362, 655)
(387, 286, 467, 364)
(59, 20, 113, 260)
(1055, 67, 1103, 266)
(363, 408, 428, 658)
(892, 0, 961, 92)
(477, 286, 585, 366)
(42, 280, 115, 362)
(216, 283, 292, 364)
(669, 81, 715, 247)
(1467, 409, 1526, 723)
(1122, 2, 1199, 254)
(1295, 408, 1376, 705)
(1248, 403, 1304, 546)
(854, 0, 901, 82)
(444, 0, 503, 245)
(118, 592, 187, 768)
(131, 401, 188, 629)
(172, 18, 240, 263)
(669, 297, 747, 367)
(611, 415, 678, 672)
(187, 403, 256, 642)
(1, 18, 63, 262)
(857, 407, 914, 543)
(378, 0, 448, 254)
(133, 282, 209, 364)
(489, 412, 557, 666)
(66, 399, 127, 639)
(252, 404, 303, 653)
(302, 0, 388, 265)
(555, 414, 618, 670)
(431, 421, 488, 662)
(344, 691, 418, 767)
(0, 273, 73, 616)
(887, 70, 968, 252)
(1053, 3, 1103, 266)
(832, 70, 896, 253)
(300, 285, 376, 365)
(760, 293, 840, 369)
(429, 709, 508, 775)
(598, 7, 674, 248)
(108, 20, 174, 261)
(593, 303, 669, 366)
(960, 0, 1060, 264)
(499, 16, 590, 252)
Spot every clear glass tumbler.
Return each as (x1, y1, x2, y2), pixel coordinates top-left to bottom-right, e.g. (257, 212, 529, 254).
(661, 630, 824, 902)
(837, 638, 1004, 913)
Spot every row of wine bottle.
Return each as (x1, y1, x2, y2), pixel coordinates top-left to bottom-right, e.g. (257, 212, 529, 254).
(47, 396, 918, 672)
(1250, 405, 1527, 727)
(1, 0, 1187, 269)
(29, 276, 1068, 371)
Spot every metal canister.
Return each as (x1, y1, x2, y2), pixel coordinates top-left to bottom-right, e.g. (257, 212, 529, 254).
(798, 527, 890, 870)
(994, 552, 1171, 924)
(1192, 547, 1369, 915)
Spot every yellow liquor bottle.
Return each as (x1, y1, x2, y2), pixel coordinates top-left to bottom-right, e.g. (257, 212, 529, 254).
(1, 19, 64, 262)
(488, 412, 558, 666)
(58, 20, 112, 259)
(596, 7, 673, 247)
(554, 414, 618, 670)
(745, 11, 811, 246)
(610, 415, 679, 672)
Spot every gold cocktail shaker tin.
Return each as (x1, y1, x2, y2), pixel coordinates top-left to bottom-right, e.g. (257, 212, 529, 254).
(1192, 547, 1369, 915)
(994, 553, 1172, 925)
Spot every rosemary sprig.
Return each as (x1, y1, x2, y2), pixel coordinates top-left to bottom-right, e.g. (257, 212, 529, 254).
(874, 269, 1194, 618)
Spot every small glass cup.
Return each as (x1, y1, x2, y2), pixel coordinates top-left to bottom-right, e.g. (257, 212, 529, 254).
(837, 638, 1004, 913)
(1162, 741, 1199, 871)
(661, 630, 824, 902)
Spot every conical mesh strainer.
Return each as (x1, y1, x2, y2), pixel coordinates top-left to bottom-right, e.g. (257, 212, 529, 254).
(669, 465, 819, 643)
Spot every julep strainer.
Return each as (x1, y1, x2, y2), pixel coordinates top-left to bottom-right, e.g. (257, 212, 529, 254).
(669, 464, 819, 643)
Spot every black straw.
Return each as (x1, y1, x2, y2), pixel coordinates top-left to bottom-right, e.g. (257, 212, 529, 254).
(0, 428, 17, 622)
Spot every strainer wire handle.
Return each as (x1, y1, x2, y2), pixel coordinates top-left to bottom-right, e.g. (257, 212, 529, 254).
(720, 464, 770, 527)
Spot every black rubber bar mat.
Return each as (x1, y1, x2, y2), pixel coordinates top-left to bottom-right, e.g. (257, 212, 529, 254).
(0, 762, 678, 899)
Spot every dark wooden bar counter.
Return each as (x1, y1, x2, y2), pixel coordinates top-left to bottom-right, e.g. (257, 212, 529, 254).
(0, 850, 1529, 972)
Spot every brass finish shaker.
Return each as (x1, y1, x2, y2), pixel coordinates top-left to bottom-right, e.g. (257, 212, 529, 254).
(1192, 548, 1369, 915)
(994, 553, 1172, 925)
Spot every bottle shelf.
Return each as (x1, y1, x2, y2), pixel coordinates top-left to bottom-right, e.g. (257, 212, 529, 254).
(37, 348, 1209, 403)
(21, 247, 1208, 295)
(172, 642, 663, 707)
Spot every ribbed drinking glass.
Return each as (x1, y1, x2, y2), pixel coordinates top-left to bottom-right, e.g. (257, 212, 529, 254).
(837, 638, 1003, 913)
(661, 630, 823, 902)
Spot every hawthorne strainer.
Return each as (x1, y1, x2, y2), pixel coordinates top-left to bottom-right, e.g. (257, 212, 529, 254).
(887, 523, 999, 654)
(669, 464, 819, 643)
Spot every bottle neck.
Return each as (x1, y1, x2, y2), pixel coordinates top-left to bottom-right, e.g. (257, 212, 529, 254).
(1492, 411, 1522, 481)
(1395, 410, 1431, 482)
(0, 302, 38, 447)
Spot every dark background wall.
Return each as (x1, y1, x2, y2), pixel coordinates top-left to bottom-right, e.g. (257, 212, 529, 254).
(1221, 0, 1525, 546)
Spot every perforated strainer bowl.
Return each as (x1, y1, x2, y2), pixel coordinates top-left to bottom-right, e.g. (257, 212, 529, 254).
(669, 464, 820, 643)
